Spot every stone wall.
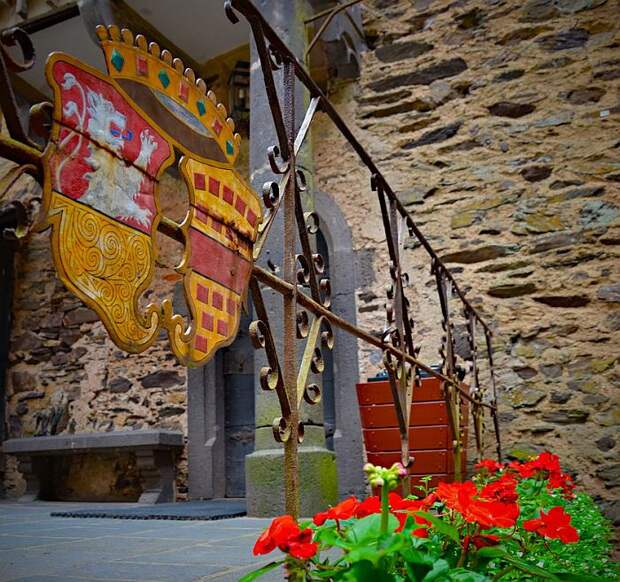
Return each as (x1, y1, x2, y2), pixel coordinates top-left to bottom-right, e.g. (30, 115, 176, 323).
(313, 0, 619, 525)
(3, 166, 189, 499)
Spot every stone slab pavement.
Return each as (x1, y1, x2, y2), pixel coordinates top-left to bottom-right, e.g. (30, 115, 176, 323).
(0, 501, 285, 582)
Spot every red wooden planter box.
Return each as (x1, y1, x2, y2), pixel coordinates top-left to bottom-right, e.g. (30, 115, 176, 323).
(356, 375, 467, 490)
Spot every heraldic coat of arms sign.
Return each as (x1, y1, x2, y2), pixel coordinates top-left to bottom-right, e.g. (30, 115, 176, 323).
(38, 25, 262, 366)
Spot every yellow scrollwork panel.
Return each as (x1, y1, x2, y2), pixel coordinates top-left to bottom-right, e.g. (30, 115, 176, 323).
(47, 193, 160, 351)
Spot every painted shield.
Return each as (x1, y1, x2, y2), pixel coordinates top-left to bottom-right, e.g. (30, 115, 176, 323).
(96, 26, 262, 366)
(43, 55, 174, 352)
(40, 25, 262, 366)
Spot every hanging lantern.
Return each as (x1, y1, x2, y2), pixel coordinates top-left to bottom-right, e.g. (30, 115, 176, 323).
(228, 60, 250, 133)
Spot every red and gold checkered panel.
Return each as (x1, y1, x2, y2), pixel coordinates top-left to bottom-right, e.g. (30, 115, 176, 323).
(168, 157, 261, 365)
(186, 271, 242, 361)
(184, 158, 261, 243)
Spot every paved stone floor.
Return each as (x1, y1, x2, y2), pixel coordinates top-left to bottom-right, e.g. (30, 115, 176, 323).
(0, 501, 283, 582)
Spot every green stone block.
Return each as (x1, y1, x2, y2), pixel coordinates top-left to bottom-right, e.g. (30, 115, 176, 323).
(196, 100, 206, 116)
(591, 357, 616, 374)
(246, 447, 338, 517)
(451, 210, 477, 229)
(525, 213, 564, 233)
(226, 140, 234, 156)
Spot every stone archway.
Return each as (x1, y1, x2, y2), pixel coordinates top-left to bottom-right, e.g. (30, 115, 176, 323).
(314, 190, 365, 498)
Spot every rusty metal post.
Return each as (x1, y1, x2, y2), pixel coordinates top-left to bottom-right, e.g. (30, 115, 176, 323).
(282, 59, 299, 518)
(485, 330, 502, 461)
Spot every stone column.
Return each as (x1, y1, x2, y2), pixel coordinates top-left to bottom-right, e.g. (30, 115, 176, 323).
(245, 0, 338, 517)
(186, 306, 225, 500)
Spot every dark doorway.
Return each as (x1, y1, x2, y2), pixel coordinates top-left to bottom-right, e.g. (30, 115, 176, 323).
(317, 229, 336, 451)
(223, 307, 255, 497)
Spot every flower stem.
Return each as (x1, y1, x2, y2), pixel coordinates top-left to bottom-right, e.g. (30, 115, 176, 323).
(380, 483, 390, 534)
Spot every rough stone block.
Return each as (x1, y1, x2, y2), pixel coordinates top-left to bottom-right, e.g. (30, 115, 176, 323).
(246, 447, 338, 517)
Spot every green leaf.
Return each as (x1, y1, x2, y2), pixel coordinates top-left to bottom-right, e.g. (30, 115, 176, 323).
(238, 560, 284, 582)
(475, 546, 508, 559)
(448, 569, 493, 582)
(314, 526, 351, 550)
(402, 547, 436, 566)
(502, 559, 558, 580)
(347, 545, 386, 565)
(415, 511, 460, 544)
(337, 560, 397, 582)
(422, 558, 450, 581)
(476, 546, 563, 579)
(313, 567, 346, 579)
(553, 574, 617, 582)
(346, 513, 398, 544)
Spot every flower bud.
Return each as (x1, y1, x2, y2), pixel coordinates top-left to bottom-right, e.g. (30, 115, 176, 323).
(370, 477, 385, 488)
(392, 463, 407, 478)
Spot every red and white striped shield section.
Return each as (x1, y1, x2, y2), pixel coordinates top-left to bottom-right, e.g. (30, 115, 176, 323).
(168, 157, 261, 366)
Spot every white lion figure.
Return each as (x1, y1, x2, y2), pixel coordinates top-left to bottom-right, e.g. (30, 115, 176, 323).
(76, 88, 158, 227)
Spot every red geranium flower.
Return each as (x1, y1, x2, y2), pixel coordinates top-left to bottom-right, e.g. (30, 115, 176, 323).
(287, 528, 318, 560)
(547, 471, 575, 499)
(468, 499, 519, 529)
(436, 480, 519, 529)
(355, 495, 381, 518)
(436, 481, 478, 515)
(481, 474, 519, 504)
(523, 506, 579, 544)
(533, 452, 562, 473)
(313, 496, 360, 526)
(509, 453, 575, 499)
(382, 492, 431, 534)
(254, 515, 299, 555)
(472, 533, 500, 548)
(389, 492, 422, 511)
(475, 459, 504, 474)
(253, 515, 318, 559)
(253, 526, 276, 555)
(511, 452, 562, 479)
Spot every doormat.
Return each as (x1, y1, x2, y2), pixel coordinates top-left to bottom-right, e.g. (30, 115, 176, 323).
(50, 499, 246, 521)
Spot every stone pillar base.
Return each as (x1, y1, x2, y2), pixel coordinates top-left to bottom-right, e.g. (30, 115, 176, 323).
(15, 455, 53, 502)
(245, 446, 338, 517)
(135, 449, 176, 504)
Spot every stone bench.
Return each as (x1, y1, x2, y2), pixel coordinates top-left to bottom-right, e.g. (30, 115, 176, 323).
(2, 430, 184, 504)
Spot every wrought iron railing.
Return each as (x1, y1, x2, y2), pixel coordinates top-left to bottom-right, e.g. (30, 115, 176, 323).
(0, 0, 501, 518)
